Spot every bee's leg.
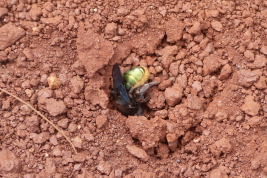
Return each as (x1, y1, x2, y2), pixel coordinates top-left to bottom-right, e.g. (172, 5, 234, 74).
(128, 86, 137, 99)
(136, 81, 160, 97)
(135, 105, 143, 116)
(135, 94, 151, 103)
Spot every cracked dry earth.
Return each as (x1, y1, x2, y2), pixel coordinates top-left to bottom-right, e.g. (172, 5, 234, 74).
(1, 0, 267, 178)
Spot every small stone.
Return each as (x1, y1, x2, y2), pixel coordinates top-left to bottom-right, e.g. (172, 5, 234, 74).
(218, 64, 232, 80)
(20, 104, 32, 115)
(165, 18, 185, 43)
(241, 95, 260, 116)
(74, 164, 82, 171)
(43, 2, 55, 12)
(25, 89, 34, 98)
(70, 76, 84, 94)
(147, 90, 166, 110)
(131, 169, 157, 177)
(192, 81, 202, 92)
(166, 133, 178, 151)
(254, 76, 267, 89)
(95, 115, 108, 129)
(187, 95, 202, 110)
(72, 153, 86, 163)
(0, 23, 26, 50)
(45, 98, 67, 116)
(0, 51, 7, 63)
(23, 48, 34, 61)
(210, 138, 232, 157)
(68, 123, 77, 133)
(45, 158, 56, 174)
(211, 21, 223, 31)
(71, 60, 86, 76)
(41, 16, 63, 27)
(188, 21, 202, 35)
(63, 97, 74, 108)
(84, 86, 109, 109)
(156, 143, 169, 159)
(126, 145, 149, 161)
(207, 166, 228, 178)
(155, 45, 178, 68)
(50, 135, 58, 146)
(235, 115, 243, 122)
(176, 49, 187, 60)
(33, 132, 50, 144)
(0, 8, 8, 18)
(77, 28, 114, 76)
(21, 80, 31, 89)
(164, 83, 183, 106)
(38, 88, 53, 98)
(48, 76, 61, 89)
(73, 136, 83, 149)
(202, 76, 218, 98)
(254, 54, 267, 68)
(0, 150, 21, 173)
(58, 118, 69, 129)
(115, 169, 123, 177)
(104, 22, 117, 38)
(236, 69, 261, 87)
(248, 116, 262, 127)
(203, 54, 222, 76)
(126, 116, 167, 150)
(169, 61, 180, 77)
(52, 146, 62, 156)
(158, 79, 174, 90)
(251, 158, 261, 170)
(97, 161, 112, 175)
(215, 112, 228, 122)
(154, 109, 168, 119)
(260, 45, 267, 55)
(156, 5, 166, 16)
(243, 29, 252, 43)
(155, 65, 164, 73)
(28, 4, 42, 21)
(2, 99, 11, 110)
(25, 115, 39, 133)
(83, 133, 94, 142)
(244, 50, 255, 62)
(210, 10, 219, 17)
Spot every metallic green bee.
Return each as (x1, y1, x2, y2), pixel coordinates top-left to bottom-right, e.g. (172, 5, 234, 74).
(112, 63, 159, 116)
(123, 66, 159, 103)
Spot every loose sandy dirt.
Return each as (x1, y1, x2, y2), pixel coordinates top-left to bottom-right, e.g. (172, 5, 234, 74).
(1, 0, 267, 177)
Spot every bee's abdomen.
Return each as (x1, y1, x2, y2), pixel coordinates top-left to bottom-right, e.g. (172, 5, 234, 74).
(123, 67, 149, 90)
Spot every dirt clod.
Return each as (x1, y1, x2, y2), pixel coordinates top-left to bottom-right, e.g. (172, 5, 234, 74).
(0, 150, 21, 173)
(126, 116, 166, 150)
(97, 161, 112, 175)
(241, 95, 261, 116)
(0, 23, 26, 50)
(126, 145, 149, 162)
(95, 115, 108, 129)
(164, 83, 183, 107)
(84, 86, 109, 109)
(45, 98, 67, 116)
(77, 27, 114, 77)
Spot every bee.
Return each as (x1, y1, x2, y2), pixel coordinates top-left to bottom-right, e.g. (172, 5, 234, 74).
(112, 63, 159, 116)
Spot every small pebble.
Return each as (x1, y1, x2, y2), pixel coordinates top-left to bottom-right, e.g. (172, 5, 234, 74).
(48, 76, 61, 89)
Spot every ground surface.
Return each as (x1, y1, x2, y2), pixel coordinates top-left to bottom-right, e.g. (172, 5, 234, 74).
(0, 0, 267, 178)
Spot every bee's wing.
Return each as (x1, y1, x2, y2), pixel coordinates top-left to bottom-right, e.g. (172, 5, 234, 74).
(112, 63, 124, 89)
(112, 63, 132, 105)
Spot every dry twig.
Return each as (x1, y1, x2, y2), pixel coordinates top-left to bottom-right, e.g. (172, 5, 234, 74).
(0, 88, 77, 154)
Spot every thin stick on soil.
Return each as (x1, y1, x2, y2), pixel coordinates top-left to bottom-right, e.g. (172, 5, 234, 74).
(0, 88, 78, 154)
